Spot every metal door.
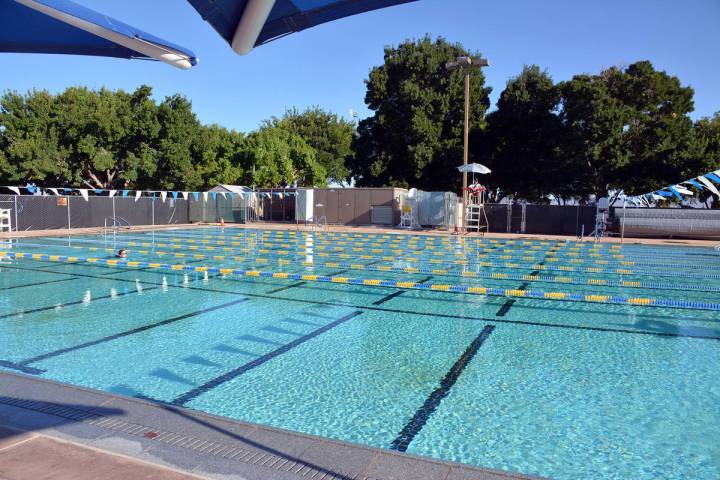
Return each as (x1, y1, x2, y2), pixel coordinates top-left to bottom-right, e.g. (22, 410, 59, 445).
(353, 189, 371, 224)
(324, 189, 339, 224)
(338, 190, 355, 225)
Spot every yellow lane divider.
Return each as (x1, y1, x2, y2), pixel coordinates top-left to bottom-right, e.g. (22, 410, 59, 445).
(3, 251, 718, 311)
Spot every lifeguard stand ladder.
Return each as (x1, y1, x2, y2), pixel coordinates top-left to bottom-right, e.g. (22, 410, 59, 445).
(399, 188, 421, 230)
(0, 208, 12, 233)
(465, 186, 489, 234)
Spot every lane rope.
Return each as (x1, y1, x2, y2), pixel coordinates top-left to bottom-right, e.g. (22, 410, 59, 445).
(4, 251, 720, 312)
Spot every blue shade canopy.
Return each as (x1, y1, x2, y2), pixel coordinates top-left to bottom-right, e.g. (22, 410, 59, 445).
(0, 0, 198, 69)
(188, 0, 417, 54)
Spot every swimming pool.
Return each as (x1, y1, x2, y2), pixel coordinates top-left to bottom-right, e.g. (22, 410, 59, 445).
(1, 227, 719, 479)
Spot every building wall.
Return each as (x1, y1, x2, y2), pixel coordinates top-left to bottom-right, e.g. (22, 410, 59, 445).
(312, 188, 405, 226)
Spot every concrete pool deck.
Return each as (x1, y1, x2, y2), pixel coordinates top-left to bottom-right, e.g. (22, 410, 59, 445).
(1, 221, 718, 248)
(0, 372, 540, 480)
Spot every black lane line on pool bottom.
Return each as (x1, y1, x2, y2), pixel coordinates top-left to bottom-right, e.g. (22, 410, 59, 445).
(390, 324, 496, 452)
(373, 275, 434, 306)
(0, 277, 79, 291)
(495, 282, 529, 317)
(9, 298, 250, 374)
(8, 263, 720, 341)
(495, 264, 544, 317)
(265, 281, 305, 294)
(263, 269, 349, 295)
(0, 283, 157, 374)
(0, 286, 160, 321)
(171, 310, 363, 406)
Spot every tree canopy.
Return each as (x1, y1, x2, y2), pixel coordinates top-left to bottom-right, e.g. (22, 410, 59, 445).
(478, 61, 715, 203)
(1, 40, 718, 205)
(263, 107, 353, 183)
(0, 87, 339, 190)
(350, 36, 491, 191)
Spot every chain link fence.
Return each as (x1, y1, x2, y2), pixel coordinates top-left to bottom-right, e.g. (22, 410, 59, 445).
(4, 193, 716, 238)
(0, 194, 191, 231)
(481, 203, 597, 236)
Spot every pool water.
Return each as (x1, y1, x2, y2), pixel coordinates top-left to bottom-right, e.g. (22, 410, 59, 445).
(1, 228, 719, 479)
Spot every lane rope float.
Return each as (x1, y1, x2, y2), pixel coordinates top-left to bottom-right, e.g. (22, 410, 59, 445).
(4, 251, 720, 312)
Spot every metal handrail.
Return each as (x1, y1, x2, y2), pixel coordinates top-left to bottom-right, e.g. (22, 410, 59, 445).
(110, 216, 132, 229)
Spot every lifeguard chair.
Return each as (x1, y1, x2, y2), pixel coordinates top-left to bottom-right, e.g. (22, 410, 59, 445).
(464, 184, 489, 234)
(399, 188, 421, 229)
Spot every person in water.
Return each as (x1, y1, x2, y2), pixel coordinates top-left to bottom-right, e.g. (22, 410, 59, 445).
(117, 249, 127, 258)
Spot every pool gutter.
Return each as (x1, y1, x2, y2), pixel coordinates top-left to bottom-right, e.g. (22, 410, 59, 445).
(0, 371, 542, 480)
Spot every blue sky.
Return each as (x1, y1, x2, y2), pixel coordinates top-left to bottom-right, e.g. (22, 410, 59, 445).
(1, 0, 718, 132)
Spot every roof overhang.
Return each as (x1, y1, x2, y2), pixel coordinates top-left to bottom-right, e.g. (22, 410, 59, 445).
(0, 0, 198, 69)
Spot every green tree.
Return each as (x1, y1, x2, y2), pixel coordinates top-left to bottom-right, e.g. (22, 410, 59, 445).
(239, 126, 326, 187)
(559, 61, 696, 199)
(0, 89, 68, 184)
(350, 36, 491, 190)
(193, 124, 246, 188)
(265, 107, 353, 182)
(479, 66, 571, 202)
(687, 113, 720, 206)
(154, 94, 203, 190)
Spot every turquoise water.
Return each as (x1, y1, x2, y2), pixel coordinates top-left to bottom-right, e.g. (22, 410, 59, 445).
(1, 228, 719, 479)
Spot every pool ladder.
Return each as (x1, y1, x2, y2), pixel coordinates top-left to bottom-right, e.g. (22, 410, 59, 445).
(101, 216, 132, 239)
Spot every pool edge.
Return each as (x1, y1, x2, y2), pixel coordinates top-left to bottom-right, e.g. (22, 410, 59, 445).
(0, 371, 544, 480)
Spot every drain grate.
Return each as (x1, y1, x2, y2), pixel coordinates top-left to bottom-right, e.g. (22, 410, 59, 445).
(0, 396, 380, 480)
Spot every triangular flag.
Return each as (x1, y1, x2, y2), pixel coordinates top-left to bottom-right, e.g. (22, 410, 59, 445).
(95, 189, 103, 195)
(211, 192, 217, 201)
(706, 173, 720, 183)
(122, 190, 129, 197)
(193, 192, 199, 201)
(171, 191, 178, 200)
(673, 185, 693, 196)
(698, 176, 720, 197)
(181, 192, 189, 200)
(219, 191, 226, 199)
(686, 179, 704, 190)
(108, 190, 117, 198)
(202, 192, 208, 202)
(49, 188, 59, 196)
(79, 189, 89, 201)
(160, 191, 167, 202)
(8, 186, 20, 195)
(135, 191, 142, 202)
(667, 186, 683, 200)
(651, 193, 664, 200)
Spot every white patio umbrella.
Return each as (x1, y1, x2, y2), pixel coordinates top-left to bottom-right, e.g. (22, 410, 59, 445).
(457, 163, 491, 184)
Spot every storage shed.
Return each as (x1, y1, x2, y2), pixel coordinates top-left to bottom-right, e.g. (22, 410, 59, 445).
(312, 188, 406, 226)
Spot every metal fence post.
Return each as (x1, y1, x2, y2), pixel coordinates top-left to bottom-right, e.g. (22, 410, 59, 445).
(13, 195, 18, 232)
(506, 204, 512, 233)
(152, 196, 155, 226)
(67, 195, 71, 232)
(112, 196, 116, 223)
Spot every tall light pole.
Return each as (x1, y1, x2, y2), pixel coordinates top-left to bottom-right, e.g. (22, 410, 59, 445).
(445, 56, 489, 233)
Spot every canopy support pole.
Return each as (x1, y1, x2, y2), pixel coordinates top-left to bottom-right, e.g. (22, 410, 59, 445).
(232, 0, 277, 55)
